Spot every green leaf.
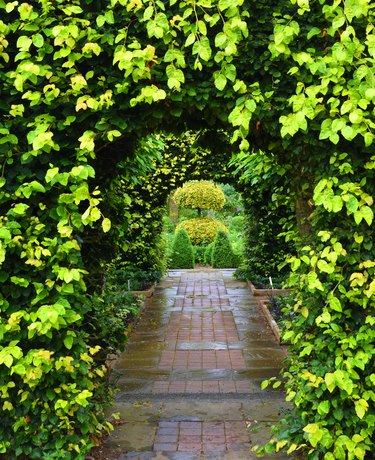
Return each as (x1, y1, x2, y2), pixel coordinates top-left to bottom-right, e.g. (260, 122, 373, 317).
(317, 259, 334, 274)
(185, 33, 196, 47)
(224, 64, 236, 82)
(354, 399, 368, 419)
(16, 35, 32, 51)
(331, 195, 343, 212)
(303, 423, 323, 447)
(10, 203, 29, 215)
(329, 297, 342, 312)
(214, 73, 227, 91)
(361, 206, 373, 225)
(198, 37, 212, 61)
(215, 32, 227, 48)
(346, 195, 359, 213)
(365, 87, 375, 99)
(45, 167, 59, 183)
(341, 125, 355, 140)
(74, 185, 90, 202)
(218, 0, 232, 11)
(307, 27, 321, 39)
(63, 335, 74, 350)
(32, 34, 44, 48)
(317, 400, 330, 415)
(102, 218, 111, 233)
(90, 207, 101, 221)
(197, 20, 207, 36)
(143, 5, 154, 21)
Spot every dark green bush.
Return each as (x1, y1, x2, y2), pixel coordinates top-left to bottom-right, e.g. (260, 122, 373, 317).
(231, 252, 242, 268)
(240, 188, 294, 279)
(193, 245, 206, 264)
(204, 242, 214, 265)
(85, 291, 142, 363)
(169, 228, 195, 268)
(106, 268, 162, 291)
(233, 266, 287, 288)
(267, 294, 295, 336)
(212, 229, 236, 268)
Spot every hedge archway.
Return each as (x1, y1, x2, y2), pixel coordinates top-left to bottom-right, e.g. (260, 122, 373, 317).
(0, 1, 374, 458)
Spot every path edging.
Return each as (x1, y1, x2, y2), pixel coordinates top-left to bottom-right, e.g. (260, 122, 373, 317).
(257, 299, 282, 343)
(247, 280, 290, 297)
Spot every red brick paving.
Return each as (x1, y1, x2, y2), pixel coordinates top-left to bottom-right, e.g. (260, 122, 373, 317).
(158, 349, 245, 370)
(166, 311, 238, 342)
(108, 269, 288, 459)
(174, 297, 230, 307)
(153, 421, 251, 453)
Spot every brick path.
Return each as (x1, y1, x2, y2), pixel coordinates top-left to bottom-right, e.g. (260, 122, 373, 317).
(105, 269, 289, 459)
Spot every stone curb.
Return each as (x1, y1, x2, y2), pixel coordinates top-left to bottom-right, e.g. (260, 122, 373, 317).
(257, 299, 281, 343)
(247, 281, 290, 297)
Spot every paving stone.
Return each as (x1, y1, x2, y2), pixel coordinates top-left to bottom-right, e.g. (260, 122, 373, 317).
(104, 269, 290, 458)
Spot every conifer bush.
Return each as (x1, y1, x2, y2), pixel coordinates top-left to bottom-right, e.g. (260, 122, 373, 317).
(193, 246, 206, 264)
(204, 243, 214, 266)
(212, 230, 236, 268)
(169, 228, 195, 269)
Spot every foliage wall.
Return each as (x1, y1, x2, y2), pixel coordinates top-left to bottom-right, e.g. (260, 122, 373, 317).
(0, 0, 244, 456)
(0, 0, 374, 458)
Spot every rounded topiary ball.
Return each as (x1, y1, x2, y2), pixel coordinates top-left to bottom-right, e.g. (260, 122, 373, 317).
(173, 181, 225, 212)
(176, 217, 228, 246)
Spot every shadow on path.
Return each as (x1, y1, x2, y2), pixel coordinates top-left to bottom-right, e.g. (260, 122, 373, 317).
(103, 269, 290, 459)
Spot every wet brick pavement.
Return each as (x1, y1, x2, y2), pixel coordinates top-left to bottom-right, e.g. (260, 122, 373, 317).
(105, 269, 290, 459)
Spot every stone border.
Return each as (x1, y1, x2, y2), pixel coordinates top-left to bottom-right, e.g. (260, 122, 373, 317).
(247, 280, 290, 297)
(258, 299, 282, 343)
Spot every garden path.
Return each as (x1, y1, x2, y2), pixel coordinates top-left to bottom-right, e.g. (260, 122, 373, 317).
(103, 269, 290, 460)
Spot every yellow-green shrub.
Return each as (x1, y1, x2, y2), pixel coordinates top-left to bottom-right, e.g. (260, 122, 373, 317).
(176, 217, 228, 246)
(173, 181, 225, 212)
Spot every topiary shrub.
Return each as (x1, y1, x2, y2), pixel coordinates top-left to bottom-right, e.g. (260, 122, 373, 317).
(173, 180, 226, 214)
(193, 245, 206, 264)
(212, 229, 236, 268)
(170, 228, 194, 269)
(204, 243, 214, 266)
(176, 217, 228, 246)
